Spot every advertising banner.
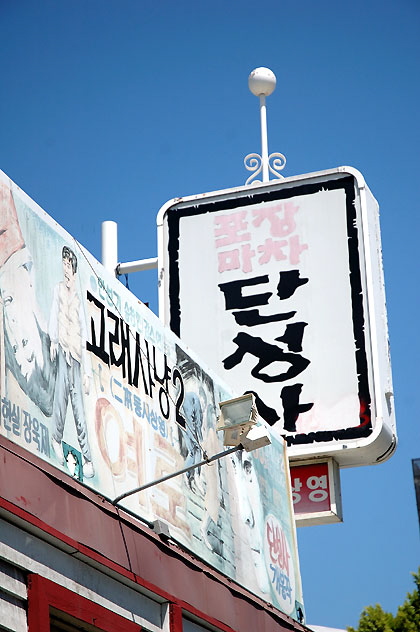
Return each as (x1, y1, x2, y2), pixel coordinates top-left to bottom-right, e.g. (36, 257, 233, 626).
(0, 171, 303, 619)
(158, 168, 396, 467)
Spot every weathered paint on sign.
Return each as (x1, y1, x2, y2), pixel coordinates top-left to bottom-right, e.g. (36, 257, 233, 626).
(0, 171, 303, 620)
(158, 168, 396, 467)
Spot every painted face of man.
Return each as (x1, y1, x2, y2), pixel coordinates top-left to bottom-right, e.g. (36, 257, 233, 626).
(1, 261, 44, 380)
(62, 257, 75, 289)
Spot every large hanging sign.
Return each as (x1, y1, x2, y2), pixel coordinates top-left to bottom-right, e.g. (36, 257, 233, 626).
(158, 167, 396, 467)
(0, 171, 304, 620)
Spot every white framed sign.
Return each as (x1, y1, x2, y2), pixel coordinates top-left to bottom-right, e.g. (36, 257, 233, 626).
(158, 167, 396, 467)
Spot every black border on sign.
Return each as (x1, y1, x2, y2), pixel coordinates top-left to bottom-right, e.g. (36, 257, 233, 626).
(165, 175, 372, 445)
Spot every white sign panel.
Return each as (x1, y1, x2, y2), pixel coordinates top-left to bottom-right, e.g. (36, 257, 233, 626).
(0, 171, 304, 619)
(158, 168, 396, 467)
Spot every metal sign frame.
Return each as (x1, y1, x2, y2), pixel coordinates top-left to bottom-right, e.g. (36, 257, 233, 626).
(157, 167, 396, 468)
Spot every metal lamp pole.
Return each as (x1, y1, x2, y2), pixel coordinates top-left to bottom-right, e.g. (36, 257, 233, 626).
(112, 445, 242, 506)
(259, 92, 270, 182)
(245, 67, 286, 185)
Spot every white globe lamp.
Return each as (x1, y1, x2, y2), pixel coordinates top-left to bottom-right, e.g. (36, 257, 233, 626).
(248, 67, 276, 97)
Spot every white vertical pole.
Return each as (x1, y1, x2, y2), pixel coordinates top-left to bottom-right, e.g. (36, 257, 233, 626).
(102, 220, 118, 276)
(247, 68, 278, 185)
(259, 94, 269, 182)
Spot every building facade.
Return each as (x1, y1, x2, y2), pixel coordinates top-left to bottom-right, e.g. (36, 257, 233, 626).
(0, 434, 308, 632)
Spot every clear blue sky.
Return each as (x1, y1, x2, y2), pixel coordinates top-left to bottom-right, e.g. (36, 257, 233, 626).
(1, 1, 419, 629)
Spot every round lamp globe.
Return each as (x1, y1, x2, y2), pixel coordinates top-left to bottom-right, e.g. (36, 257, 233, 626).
(248, 67, 276, 97)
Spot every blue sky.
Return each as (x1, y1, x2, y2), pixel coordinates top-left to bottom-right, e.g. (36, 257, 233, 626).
(1, 0, 419, 629)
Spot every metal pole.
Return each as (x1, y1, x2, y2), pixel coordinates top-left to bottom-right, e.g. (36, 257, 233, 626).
(117, 257, 158, 275)
(259, 94, 269, 182)
(245, 67, 285, 185)
(112, 444, 242, 506)
(101, 221, 118, 275)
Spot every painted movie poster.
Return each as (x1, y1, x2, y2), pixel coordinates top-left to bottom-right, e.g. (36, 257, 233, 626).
(0, 171, 303, 619)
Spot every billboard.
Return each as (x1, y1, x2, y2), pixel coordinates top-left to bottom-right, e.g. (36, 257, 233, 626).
(158, 167, 396, 467)
(0, 171, 304, 619)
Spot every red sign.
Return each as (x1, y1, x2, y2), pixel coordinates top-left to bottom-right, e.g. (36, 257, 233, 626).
(290, 459, 342, 526)
(291, 462, 330, 514)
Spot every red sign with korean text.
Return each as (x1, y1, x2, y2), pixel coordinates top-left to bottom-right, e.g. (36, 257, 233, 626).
(291, 462, 330, 515)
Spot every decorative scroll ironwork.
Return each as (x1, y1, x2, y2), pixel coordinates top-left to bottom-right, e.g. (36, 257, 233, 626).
(244, 153, 263, 185)
(268, 152, 286, 179)
(244, 152, 287, 185)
